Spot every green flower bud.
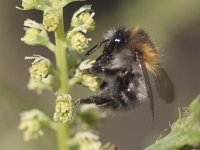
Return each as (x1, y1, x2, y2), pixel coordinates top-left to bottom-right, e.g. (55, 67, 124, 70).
(53, 93, 74, 123)
(19, 109, 49, 141)
(76, 69, 99, 92)
(75, 132, 102, 150)
(19, 118, 43, 141)
(43, 10, 60, 32)
(27, 55, 52, 82)
(80, 138, 102, 150)
(22, 0, 36, 10)
(30, 63, 49, 81)
(70, 5, 95, 33)
(27, 75, 54, 94)
(21, 19, 55, 50)
(21, 27, 52, 49)
(21, 28, 40, 45)
(70, 32, 91, 53)
(21, 0, 50, 10)
(73, 59, 99, 91)
(81, 72, 99, 92)
(78, 12, 95, 31)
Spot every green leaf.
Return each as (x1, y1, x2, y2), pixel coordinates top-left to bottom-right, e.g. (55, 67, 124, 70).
(144, 95, 200, 150)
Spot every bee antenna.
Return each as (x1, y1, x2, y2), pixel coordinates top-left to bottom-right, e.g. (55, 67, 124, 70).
(81, 39, 109, 61)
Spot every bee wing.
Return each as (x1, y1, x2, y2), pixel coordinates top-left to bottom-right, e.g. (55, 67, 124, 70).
(135, 52, 154, 120)
(154, 66, 174, 103)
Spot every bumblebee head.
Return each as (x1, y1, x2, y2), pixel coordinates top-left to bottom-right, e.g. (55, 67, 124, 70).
(82, 26, 159, 74)
(103, 27, 130, 54)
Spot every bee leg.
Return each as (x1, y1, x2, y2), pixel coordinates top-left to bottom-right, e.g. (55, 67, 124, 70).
(82, 67, 119, 76)
(98, 101, 117, 109)
(82, 67, 125, 77)
(77, 96, 110, 105)
(82, 50, 114, 74)
(76, 95, 119, 109)
(101, 68, 120, 76)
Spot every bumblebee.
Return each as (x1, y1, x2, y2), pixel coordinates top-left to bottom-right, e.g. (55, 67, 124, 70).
(76, 26, 174, 118)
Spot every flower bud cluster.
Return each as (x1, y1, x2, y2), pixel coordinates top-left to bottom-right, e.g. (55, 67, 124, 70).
(70, 32, 91, 53)
(27, 75, 54, 94)
(27, 55, 52, 82)
(21, 19, 51, 48)
(67, 5, 95, 53)
(21, 0, 50, 10)
(71, 10, 95, 32)
(74, 132, 102, 150)
(22, 0, 36, 10)
(19, 109, 49, 141)
(21, 28, 40, 45)
(43, 10, 60, 32)
(26, 55, 54, 94)
(78, 70, 99, 92)
(74, 59, 99, 91)
(53, 93, 74, 123)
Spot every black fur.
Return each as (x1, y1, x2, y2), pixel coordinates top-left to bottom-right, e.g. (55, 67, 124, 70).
(77, 27, 144, 111)
(76, 26, 174, 117)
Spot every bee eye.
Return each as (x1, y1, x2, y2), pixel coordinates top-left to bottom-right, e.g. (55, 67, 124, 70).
(106, 36, 125, 51)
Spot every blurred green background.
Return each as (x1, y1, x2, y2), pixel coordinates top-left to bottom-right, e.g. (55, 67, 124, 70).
(0, 0, 200, 150)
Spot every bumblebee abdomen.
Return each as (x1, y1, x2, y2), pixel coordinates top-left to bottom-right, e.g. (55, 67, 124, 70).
(103, 70, 148, 111)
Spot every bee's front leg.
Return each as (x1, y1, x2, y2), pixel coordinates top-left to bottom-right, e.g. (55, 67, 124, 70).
(82, 67, 120, 76)
(81, 51, 119, 76)
(81, 64, 101, 75)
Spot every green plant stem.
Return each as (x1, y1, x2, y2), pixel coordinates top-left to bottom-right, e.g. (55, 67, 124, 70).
(54, 15, 69, 92)
(46, 42, 55, 52)
(54, 15, 70, 150)
(56, 123, 70, 150)
(52, 0, 70, 150)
